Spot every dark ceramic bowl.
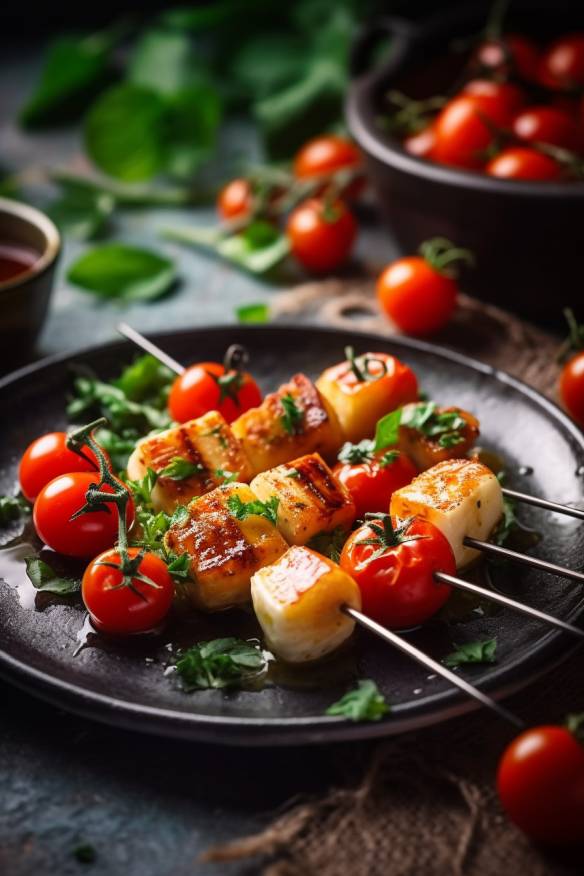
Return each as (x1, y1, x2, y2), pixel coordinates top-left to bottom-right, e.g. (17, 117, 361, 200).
(346, 1, 584, 327)
(0, 198, 60, 360)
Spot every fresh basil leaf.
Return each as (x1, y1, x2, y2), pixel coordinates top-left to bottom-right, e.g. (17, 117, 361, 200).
(20, 34, 112, 129)
(67, 244, 177, 301)
(443, 638, 498, 668)
(174, 637, 266, 690)
(227, 494, 279, 526)
(128, 30, 195, 95)
(163, 83, 222, 178)
(48, 186, 114, 241)
(0, 495, 30, 525)
(25, 557, 80, 595)
(400, 401, 436, 431)
(85, 84, 168, 182)
(230, 34, 305, 100)
(159, 457, 204, 481)
(114, 354, 174, 403)
(236, 302, 270, 324)
(373, 409, 402, 451)
(326, 679, 390, 722)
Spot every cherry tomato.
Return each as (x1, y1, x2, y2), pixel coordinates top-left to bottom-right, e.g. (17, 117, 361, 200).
(497, 724, 584, 845)
(168, 361, 262, 424)
(333, 451, 417, 518)
(217, 178, 253, 221)
(403, 125, 436, 159)
(287, 198, 357, 274)
(33, 472, 135, 558)
(462, 80, 525, 117)
(486, 147, 563, 180)
(512, 106, 580, 151)
(19, 431, 102, 503)
(473, 34, 540, 82)
(340, 515, 454, 628)
(293, 135, 363, 197)
(433, 87, 519, 169)
(82, 547, 174, 636)
(560, 351, 584, 426)
(539, 34, 584, 90)
(377, 257, 458, 336)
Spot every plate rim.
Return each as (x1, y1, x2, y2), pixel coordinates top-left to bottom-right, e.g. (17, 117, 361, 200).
(1, 323, 583, 746)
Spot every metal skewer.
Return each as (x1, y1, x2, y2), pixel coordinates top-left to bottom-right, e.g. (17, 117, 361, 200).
(117, 322, 184, 375)
(435, 572, 584, 639)
(501, 487, 584, 522)
(343, 605, 524, 728)
(464, 537, 584, 585)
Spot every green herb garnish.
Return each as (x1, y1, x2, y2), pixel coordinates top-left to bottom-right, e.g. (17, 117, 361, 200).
(307, 526, 348, 563)
(227, 494, 279, 526)
(443, 638, 497, 668)
(125, 468, 158, 506)
(236, 302, 270, 324)
(280, 393, 303, 435)
(25, 557, 81, 595)
(215, 468, 238, 484)
(175, 638, 266, 690)
(285, 467, 301, 478)
(0, 494, 30, 525)
(344, 346, 388, 383)
(159, 456, 205, 481)
(326, 679, 390, 722)
(67, 243, 177, 302)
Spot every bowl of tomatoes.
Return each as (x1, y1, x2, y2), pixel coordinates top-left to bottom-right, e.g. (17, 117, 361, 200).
(346, 0, 584, 325)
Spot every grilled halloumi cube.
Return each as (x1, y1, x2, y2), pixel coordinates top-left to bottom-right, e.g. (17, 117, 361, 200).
(251, 546, 361, 663)
(232, 373, 343, 475)
(398, 404, 480, 471)
(316, 351, 418, 443)
(251, 453, 355, 545)
(390, 458, 503, 568)
(164, 483, 288, 611)
(126, 411, 253, 513)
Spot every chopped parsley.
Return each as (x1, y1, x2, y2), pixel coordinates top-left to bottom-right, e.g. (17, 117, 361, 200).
(174, 638, 266, 690)
(227, 494, 279, 526)
(280, 393, 303, 435)
(443, 638, 497, 668)
(326, 679, 390, 722)
(215, 468, 238, 484)
(159, 456, 204, 481)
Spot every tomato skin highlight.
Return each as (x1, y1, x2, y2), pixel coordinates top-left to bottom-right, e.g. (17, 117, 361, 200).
(340, 517, 454, 629)
(433, 88, 517, 170)
(497, 725, 584, 845)
(217, 178, 253, 221)
(403, 125, 436, 159)
(333, 452, 417, 519)
(560, 351, 584, 427)
(293, 135, 363, 198)
(377, 256, 458, 337)
(473, 34, 540, 82)
(486, 147, 563, 180)
(168, 362, 262, 424)
(512, 106, 580, 151)
(462, 80, 525, 118)
(539, 34, 584, 90)
(82, 548, 174, 636)
(33, 473, 135, 558)
(287, 198, 357, 274)
(19, 432, 101, 503)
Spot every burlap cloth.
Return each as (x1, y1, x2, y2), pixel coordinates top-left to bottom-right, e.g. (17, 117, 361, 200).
(205, 280, 583, 876)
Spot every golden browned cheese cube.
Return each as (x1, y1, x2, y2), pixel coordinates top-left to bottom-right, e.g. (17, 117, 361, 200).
(232, 373, 343, 475)
(397, 405, 480, 471)
(251, 453, 355, 545)
(164, 483, 288, 611)
(126, 411, 252, 513)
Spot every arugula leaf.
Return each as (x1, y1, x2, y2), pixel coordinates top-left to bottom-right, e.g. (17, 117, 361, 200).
(227, 494, 279, 526)
(67, 244, 177, 301)
(0, 495, 30, 525)
(326, 679, 390, 722)
(175, 637, 266, 690)
(443, 638, 498, 668)
(48, 185, 114, 241)
(280, 393, 303, 435)
(159, 457, 204, 481)
(236, 302, 270, 324)
(307, 526, 348, 563)
(163, 220, 290, 275)
(25, 557, 80, 595)
(19, 33, 114, 129)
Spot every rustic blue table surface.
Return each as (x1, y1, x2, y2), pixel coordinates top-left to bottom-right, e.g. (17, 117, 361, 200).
(0, 41, 399, 876)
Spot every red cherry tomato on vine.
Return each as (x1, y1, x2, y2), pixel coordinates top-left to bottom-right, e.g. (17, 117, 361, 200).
(333, 451, 417, 519)
(33, 472, 135, 558)
(512, 106, 580, 151)
(433, 87, 518, 170)
(462, 79, 525, 117)
(340, 515, 454, 628)
(497, 723, 584, 845)
(539, 34, 584, 90)
(486, 147, 563, 180)
(473, 34, 540, 82)
(287, 198, 357, 274)
(19, 431, 102, 502)
(403, 125, 436, 159)
(168, 361, 262, 424)
(217, 178, 253, 221)
(82, 547, 174, 636)
(560, 351, 584, 427)
(293, 135, 364, 197)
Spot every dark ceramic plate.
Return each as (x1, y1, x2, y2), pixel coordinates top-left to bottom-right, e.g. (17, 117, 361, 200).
(0, 326, 583, 746)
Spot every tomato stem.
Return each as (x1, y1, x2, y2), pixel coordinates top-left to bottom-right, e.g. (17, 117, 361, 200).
(419, 237, 475, 278)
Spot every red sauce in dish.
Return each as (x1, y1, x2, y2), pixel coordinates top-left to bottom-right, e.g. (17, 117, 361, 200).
(0, 243, 39, 283)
